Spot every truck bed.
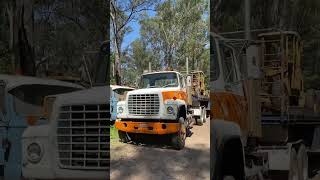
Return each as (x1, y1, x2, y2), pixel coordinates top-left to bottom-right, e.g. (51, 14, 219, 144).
(261, 107, 320, 125)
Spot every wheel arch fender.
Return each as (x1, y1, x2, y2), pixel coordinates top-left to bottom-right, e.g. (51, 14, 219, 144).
(211, 119, 245, 180)
(177, 104, 187, 120)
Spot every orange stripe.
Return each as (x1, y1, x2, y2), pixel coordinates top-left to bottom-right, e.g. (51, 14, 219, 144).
(162, 91, 187, 102)
(211, 91, 248, 131)
(115, 121, 180, 134)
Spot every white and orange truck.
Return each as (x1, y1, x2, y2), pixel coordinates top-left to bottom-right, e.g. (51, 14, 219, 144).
(115, 70, 209, 150)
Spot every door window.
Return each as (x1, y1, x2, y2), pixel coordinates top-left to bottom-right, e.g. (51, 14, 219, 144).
(179, 74, 185, 88)
(221, 45, 238, 83)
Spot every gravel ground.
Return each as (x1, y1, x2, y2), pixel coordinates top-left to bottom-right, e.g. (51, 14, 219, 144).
(110, 119, 210, 180)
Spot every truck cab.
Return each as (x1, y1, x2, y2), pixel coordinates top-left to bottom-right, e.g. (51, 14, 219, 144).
(210, 34, 251, 180)
(115, 71, 189, 149)
(21, 86, 109, 179)
(0, 75, 83, 179)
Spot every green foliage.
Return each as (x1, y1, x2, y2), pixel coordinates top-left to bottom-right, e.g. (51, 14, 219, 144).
(0, 0, 107, 76)
(212, 0, 320, 90)
(110, 125, 119, 140)
(120, 0, 209, 86)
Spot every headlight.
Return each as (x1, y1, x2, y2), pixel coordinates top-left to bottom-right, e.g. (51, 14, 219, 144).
(118, 107, 124, 114)
(27, 143, 43, 164)
(167, 106, 174, 114)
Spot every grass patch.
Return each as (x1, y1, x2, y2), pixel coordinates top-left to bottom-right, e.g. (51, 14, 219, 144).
(110, 125, 119, 140)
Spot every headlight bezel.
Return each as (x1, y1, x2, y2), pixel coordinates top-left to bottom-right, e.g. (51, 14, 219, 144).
(117, 106, 124, 114)
(26, 142, 43, 164)
(166, 106, 175, 114)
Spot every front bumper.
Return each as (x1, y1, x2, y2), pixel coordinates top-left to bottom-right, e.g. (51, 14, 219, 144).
(115, 120, 180, 134)
(23, 166, 108, 179)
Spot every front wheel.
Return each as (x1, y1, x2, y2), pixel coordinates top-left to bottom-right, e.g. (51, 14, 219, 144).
(118, 130, 130, 143)
(172, 118, 187, 150)
(196, 108, 204, 126)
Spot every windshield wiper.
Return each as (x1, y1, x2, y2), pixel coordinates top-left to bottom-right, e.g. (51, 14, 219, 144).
(162, 83, 177, 88)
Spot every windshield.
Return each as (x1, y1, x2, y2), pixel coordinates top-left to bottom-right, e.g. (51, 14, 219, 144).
(139, 73, 179, 88)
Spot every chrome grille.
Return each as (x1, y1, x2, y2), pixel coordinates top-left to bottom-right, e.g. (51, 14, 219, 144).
(57, 104, 109, 170)
(128, 94, 160, 115)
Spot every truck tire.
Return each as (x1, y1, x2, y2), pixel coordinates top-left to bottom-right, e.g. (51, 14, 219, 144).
(202, 107, 207, 123)
(118, 130, 130, 143)
(172, 118, 186, 150)
(297, 144, 308, 180)
(196, 108, 204, 126)
(223, 176, 235, 180)
(289, 148, 299, 180)
(212, 120, 245, 180)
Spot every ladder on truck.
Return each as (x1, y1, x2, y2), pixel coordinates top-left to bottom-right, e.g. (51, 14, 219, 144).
(259, 31, 303, 119)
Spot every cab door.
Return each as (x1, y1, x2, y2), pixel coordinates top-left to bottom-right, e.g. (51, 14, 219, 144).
(211, 40, 247, 129)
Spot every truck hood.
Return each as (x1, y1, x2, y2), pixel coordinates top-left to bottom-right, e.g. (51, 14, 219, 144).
(53, 86, 108, 105)
(127, 87, 180, 95)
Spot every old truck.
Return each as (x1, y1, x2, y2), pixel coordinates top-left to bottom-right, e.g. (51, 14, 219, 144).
(115, 70, 209, 150)
(0, 75, 83, 179)
(211, 30, 320, 180)
(21, 86, 109, 179)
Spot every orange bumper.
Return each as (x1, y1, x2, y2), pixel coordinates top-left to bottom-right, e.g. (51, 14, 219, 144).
(115, 121, 180, 135)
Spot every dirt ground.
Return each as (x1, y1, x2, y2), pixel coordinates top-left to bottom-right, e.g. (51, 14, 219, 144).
(110, 119, 210, 180)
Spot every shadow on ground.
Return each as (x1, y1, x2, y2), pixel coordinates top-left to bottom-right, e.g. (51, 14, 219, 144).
(110, 141, 210, 180)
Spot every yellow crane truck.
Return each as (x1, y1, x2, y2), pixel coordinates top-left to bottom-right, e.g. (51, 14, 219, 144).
(211, 30, 320, 180)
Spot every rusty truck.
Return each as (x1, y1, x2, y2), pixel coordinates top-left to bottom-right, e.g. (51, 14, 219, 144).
(115, 70, 209, 150)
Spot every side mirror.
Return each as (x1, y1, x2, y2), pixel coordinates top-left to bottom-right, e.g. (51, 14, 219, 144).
(246, 45, 261, 79)
(135, 77, 140, 88)
(186, 76, 192, 87)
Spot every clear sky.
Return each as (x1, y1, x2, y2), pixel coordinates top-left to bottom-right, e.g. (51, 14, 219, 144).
(121, 10, 156, 50)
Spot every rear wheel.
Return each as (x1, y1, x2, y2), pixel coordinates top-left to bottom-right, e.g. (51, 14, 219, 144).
(196, 108, 204, 126)
(297, 144, 308, 180)
(202, 107, 207, 123)
(172, 118, 186, 150)
(118, 130, 130, 143)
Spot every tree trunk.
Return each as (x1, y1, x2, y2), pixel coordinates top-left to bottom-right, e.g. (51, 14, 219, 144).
(110, 3, 122, 85)
(7, 0, 35, 76)
(114, 54, 121, 85)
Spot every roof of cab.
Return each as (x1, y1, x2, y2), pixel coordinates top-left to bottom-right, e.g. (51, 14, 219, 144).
(0, 74, 84, 91)
(258, 31, 300, 39)
(142, 71, 180, 76)
(110, 85, 135, 90)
